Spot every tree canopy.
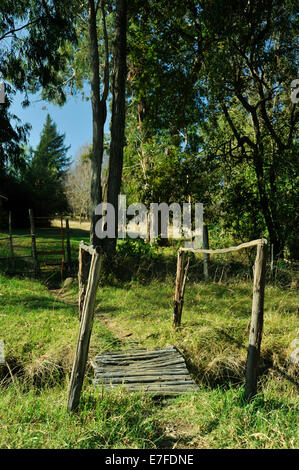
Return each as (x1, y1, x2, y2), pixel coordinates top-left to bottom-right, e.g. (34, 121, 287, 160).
(0, 0, 297, 257)
(123, 0, 298, 257)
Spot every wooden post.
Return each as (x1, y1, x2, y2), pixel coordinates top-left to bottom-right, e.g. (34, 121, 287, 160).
(78, 242, 88, 321)
(203, 224, 209, 281)
(65, 218, 72, 275)
(60, 216, 65, 280)
(8, 211, 15, 268)
(67, 248, 103, 413)
(29, 209, 39, 277)
(270, 244, 274, 278)
(177, 256, 190, 326)
(245, 239, 267, 400)
(173, 250, 184, 327)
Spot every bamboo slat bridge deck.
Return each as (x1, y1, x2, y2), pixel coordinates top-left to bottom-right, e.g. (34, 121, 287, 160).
(93, 346, 198, 395)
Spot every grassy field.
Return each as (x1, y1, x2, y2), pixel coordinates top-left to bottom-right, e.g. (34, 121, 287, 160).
(0, 226, 298, 449)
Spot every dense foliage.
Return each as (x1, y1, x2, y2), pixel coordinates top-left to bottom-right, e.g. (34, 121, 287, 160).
(0, 0, 298, 256)
(123, 0, 298, 257)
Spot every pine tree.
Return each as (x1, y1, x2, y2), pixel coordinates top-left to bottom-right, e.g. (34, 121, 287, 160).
(27, 114, 70, 217)
(33, 114, 70, 178)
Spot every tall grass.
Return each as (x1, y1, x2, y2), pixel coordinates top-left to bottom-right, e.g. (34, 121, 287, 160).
(0, 384, 160, 449)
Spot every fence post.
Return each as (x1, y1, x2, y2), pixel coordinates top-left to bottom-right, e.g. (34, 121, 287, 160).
(65, 218, 72, 275)
(245, 239, 267, 400)
(60, 216, 65, 280)
(177, 256, 190, 326)
(173, 250, 185, 327)
(29, 209, 39, 277)
(8, 211, 15, 269)
(67, 248, 103, 413)
(270, 243, 274, 278)
(203, 224, 209, 281)
(78, 242, 88, 321)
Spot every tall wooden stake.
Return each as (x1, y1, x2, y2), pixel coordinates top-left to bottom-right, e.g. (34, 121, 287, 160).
(65, 218, 72, 275)
(245, 240, 267, 400)
(173, 250, 184, 327)
(67, 248, 102, 413)
(203, 224, 209, 281)
(270, 244, 274, 278)
(29, 209, 39, 277)
(8, 211, 15, 269)
(177, 257, 190, 326)
(60, 216, 65, 281)
(78, 242, 88, 321)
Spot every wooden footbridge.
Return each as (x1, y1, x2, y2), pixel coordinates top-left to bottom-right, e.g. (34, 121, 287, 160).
(93, 346, 197, 395)
(67, 238, 267, 413)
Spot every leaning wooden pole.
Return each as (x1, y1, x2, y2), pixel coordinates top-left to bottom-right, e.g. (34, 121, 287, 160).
(173, 250, 185, 328)
(78, 241, 88, 321)
(177, 256, 190, 326)
(67, 247, 102, 413)
(245, 239, 267, 400)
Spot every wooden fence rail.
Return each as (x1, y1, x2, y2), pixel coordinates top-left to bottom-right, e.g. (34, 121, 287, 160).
(179, 238, 265, 255)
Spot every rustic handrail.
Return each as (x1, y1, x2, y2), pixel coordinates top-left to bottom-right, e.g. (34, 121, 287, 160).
(79, 241, 101, 255)
(174, 238, 268, 401)
(179, 238, 267, 255)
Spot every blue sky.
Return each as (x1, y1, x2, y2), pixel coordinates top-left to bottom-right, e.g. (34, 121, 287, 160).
(10, 85, 110, 164)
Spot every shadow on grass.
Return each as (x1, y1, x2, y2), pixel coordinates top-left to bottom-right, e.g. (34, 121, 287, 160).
(95, 305, 121, 315)
(1, 294, 76, 315)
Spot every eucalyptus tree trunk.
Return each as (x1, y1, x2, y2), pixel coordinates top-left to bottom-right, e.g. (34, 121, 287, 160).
(105, 0, 127, 255)
(88, 0, 108, 247)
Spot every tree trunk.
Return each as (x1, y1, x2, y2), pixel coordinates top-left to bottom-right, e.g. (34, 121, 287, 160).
(254, 155, 283, 257)
(105, 0, 127, 255)
(88, 0, 107, 247)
